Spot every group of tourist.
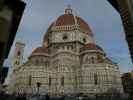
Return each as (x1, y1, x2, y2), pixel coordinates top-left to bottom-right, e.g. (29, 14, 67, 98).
(0, 91, 133, 100)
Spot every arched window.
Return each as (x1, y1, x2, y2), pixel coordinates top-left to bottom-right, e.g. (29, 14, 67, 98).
(61, 76, 64, 86)
(47, 39, 50, 44)
(97, 55, 104, 63)
(91, 57, 95, 64)
(75, 75, 77, 84)
(83, 38, 86, 43)
(94, 74, 98, 85)
(28, 75, 32, 86)
(63, 34, 68, 40)
(49, 76, 51, 86)
(84, 55, 89, 63)
(15, 61, 19, 65)
(17, 50, 21, 57)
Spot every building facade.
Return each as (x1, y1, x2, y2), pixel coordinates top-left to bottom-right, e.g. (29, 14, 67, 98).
(121, 71, 133, 94)
(7, 7, 123, 96)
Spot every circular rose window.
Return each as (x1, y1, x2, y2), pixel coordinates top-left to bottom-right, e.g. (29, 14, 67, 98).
(63, 35, 68, 40)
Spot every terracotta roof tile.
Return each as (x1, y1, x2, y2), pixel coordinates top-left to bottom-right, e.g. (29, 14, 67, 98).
(31, 47, 48, 54)
(81, 43, 104, 52)
(48, 14, 92, 35)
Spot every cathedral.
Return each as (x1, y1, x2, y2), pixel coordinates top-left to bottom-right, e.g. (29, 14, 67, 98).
(7, 7, 123, 96)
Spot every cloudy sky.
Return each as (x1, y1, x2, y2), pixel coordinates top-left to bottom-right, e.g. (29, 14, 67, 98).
(4, 0, 133, 73)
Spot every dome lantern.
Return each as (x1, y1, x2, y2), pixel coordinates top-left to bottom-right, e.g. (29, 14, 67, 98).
(65, 5, 72, 14)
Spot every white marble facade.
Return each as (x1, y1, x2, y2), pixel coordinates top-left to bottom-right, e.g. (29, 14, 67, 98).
(8, 7, 123, 96)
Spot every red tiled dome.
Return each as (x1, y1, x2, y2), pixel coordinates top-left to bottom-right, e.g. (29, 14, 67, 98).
(44, 7, 93, 40)
(31, 47, 48, 55)
(81, 43, 104, 52)
(54, 14, 92, 35)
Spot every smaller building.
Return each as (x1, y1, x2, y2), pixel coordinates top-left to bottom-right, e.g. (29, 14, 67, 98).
(121, 71, 133, 94)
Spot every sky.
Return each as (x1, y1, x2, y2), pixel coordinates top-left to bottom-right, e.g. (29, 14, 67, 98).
(4, 0, 133, 73)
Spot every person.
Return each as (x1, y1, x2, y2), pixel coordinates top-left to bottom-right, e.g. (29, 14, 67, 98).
(45, 94, 50, 100)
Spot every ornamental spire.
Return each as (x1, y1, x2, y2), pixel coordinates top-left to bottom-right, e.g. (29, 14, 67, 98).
(65, 5, 72, 14)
